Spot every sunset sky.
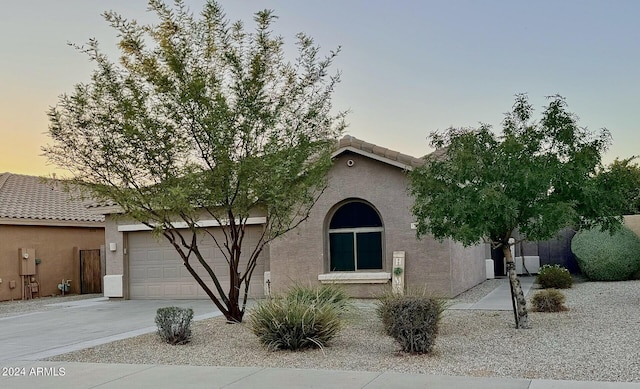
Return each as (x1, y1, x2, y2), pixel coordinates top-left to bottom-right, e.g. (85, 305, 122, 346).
(1, 0, 638, 177)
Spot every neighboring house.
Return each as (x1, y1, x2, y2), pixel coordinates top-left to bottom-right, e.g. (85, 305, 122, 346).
(491, 215, 640, 276)
(98, 136, 488, 300)
(490, 230, 578, 276)
(0, 173, 105, 301)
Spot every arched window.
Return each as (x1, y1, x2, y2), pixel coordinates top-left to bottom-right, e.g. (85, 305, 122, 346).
(328, 201, 383, 271)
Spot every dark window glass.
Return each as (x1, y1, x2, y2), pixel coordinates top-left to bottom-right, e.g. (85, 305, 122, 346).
(329, 233, 355, 271)
(356, 232, 383, 269)
(329, 202, 382, 229)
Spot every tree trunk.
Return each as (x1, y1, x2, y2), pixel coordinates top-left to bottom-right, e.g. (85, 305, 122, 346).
(503, 244, 530, 329)
(226, 233, 244, 323)
(226, 268, 244, 323)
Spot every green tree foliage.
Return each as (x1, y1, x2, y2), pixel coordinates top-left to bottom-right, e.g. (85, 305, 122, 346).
(409, 94, 619, 329)
(596, 158, 640, 215)
(43, 0, 346, 322)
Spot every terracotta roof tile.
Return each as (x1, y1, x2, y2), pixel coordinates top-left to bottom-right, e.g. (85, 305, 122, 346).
(0, 173, 104, 223)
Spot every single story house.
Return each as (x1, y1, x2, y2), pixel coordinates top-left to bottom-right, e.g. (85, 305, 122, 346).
(0, 173, 105, 301)
(98, 136, 488, 300)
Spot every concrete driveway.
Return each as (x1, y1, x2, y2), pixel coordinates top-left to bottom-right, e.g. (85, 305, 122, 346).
(0, 297, 221, 363)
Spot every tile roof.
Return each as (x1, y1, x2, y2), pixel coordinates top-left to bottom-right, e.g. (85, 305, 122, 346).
(336, 135, 426, 168)
(0, 173, 104, 224)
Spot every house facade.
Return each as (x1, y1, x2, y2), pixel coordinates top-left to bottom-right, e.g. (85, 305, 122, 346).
(269, 136, 487, 298)
(0, 173, 105, 301)
(100, 137, 488, 300)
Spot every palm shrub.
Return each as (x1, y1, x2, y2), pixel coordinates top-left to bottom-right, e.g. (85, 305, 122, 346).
(249, 285, 348, 351)
(285, 284, 351, 312)
(571, 225, 640, 281)
(377, 294, 445, 354)
(536, 264, 573, 289)
(155, 306, 194, 345)
(531, 289, 567, 312)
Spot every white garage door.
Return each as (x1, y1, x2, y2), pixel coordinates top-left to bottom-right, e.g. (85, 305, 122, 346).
(128, 227, 265, 299)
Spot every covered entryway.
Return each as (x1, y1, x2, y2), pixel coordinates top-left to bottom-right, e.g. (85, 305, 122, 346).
(127, 227, 266, 299)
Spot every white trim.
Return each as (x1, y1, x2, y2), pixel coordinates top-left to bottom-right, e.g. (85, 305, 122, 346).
(318, 272, 391, 284)
(332, 146, 414, 171)
(117, 217, 267, 232)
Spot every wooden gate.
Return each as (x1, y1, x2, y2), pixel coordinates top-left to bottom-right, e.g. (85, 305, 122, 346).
(80, 249, 102, 294)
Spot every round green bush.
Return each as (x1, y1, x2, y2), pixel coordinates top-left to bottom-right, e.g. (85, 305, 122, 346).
(536, 264, 573, 289)
(571, 225, 640, 281)
(531, 289, 567, 312)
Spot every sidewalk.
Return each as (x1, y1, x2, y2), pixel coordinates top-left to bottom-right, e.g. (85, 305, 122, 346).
(450, 276, 536, 310)
(3, 279, 638, 388)
(1, 362, 639, 389)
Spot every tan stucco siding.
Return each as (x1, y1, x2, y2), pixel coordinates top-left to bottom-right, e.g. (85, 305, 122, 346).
(624, 215, 640, 238)
(270, 152, 485, 298)
(449, 241, 487, 297)
(104, 217, 125, 276)
(0, 225, 105, 301)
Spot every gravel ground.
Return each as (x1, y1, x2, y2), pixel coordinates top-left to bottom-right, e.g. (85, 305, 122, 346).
(0, 293, 102, 318)
(46, 279, 640, 383)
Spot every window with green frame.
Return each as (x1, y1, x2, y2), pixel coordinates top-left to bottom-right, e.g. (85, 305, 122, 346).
(328, 201, 383, 271)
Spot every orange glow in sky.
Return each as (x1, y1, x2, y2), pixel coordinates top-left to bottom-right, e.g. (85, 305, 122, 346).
(1, 1, 638, 177)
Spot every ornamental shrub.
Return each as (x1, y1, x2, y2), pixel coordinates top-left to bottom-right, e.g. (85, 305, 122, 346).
(377, 295, 445, 354)
(531, 289, 567, 312)
(376, 288, 447, 338)
(536, 264, 573, 289)
(571, 225, 640, 281)
(155, 306, 194, 345)
(285, 284, 351, 312)
(376, 291, 398, 336)
(249, 285, 348, 351)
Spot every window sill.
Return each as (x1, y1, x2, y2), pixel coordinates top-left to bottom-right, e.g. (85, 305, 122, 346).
(318, 272, 391, 284)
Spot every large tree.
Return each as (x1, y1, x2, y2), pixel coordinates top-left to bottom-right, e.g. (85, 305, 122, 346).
(596, 158, 640, 215)
(409, 94, 620, 329)
(44, 0, 346, 322)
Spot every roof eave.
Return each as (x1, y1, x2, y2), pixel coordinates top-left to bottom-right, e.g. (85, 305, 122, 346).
(0, 218, 105, 228)
(332, 146, 416, 171)
(88, 204, 125, 215)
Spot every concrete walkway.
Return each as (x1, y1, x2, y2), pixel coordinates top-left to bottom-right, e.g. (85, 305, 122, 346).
(450, 276, 536, 310)
(1, 362, 639, 389)
(2, 281, 639, 388)
(0, 298, 221, 362)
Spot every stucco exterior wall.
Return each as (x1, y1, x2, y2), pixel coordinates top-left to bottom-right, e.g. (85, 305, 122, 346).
(104, 216, 125, 276)
(0, 225, 105, 301)
(449, 241, 487, 297)
(269, 151, 485, 298)
(624, 215, 640, 238)
(104, 214, 269, 299)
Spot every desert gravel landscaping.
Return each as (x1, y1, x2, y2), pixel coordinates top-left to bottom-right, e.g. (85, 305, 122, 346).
(43, 279, 640, 383)
(0, 293, 102, 318)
